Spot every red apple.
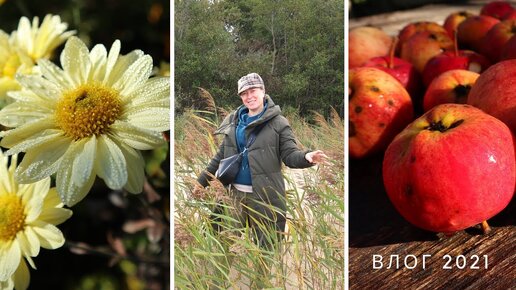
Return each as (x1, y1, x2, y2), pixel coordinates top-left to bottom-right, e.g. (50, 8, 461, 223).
(468, 59, 516, 132)
(363, 37, 422, 97)
(457, 15, 500, 51)
(480, 1, 514, 20)
(422, 28, 491, 87)
(500, 33, 516, 59)
(397, 21, 448, 53)
(349, 26, 392, 69)
(443, 11, 475, 39)
(479, 18, 516, 62)
(502, 9, 516, 20)
(423, 69, 479, 112)
(383, 103, 515, 234)
(349, 67, 413, 158)
(422, 49, 490, 87)
(400, 31, 454, 73)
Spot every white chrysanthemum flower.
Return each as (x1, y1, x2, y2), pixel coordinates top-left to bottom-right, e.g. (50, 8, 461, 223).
(12, 14, 76, 61)
(0, 31, 32, 102)
(0, 150, 72, 290)
(0, 36, 170, 206)
(0, 14, 75, 102)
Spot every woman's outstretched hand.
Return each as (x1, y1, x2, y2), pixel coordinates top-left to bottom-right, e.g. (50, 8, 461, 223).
(305, 150, 329, 164)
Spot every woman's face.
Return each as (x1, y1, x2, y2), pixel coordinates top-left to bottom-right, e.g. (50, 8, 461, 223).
(239, 87, 265, 115)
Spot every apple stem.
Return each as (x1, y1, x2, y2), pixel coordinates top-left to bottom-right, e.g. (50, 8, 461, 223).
(453, 29, 459, 57)
(481, 220, 491, 234)
(388, 36, 398, 69)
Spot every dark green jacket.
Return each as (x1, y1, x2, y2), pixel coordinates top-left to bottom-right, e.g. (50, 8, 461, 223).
(197, 95, 314, 200)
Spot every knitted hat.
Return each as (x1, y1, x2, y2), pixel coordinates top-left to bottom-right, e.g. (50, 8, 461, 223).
(237, 73, 264, 95)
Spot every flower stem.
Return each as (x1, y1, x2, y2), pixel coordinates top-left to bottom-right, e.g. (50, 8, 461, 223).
(65, 241, 169, 265)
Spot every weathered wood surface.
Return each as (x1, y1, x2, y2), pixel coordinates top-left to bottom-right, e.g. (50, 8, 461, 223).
(349, 154, 516, 289)
(350, 1, 516, 36)
(349, 2, 516, 288)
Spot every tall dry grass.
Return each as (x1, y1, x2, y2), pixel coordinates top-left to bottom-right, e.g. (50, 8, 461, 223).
(174, 89, 344, 289)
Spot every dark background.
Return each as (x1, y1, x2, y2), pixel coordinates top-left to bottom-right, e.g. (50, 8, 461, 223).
(0, 0, 170, 289)
(349, 0, 467, 18)
(0, 0, 170, 65)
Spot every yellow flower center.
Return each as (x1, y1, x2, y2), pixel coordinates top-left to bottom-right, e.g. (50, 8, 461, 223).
(55, 83, 122, 140)
(0, 194, 26, 242)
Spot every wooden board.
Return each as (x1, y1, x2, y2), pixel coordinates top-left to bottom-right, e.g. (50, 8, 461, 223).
(350, 1, 516, 36)
(349, 2, 516, 288)
(349, 154, 516, 289)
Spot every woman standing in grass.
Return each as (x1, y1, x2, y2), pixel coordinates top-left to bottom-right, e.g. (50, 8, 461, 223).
(194, 72, 328, 249)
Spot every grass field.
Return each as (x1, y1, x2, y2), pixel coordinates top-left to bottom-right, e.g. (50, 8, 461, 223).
(174, 90, 344, 289)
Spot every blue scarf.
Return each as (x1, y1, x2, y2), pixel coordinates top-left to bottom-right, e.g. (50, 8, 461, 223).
(233, 102, 268, 185)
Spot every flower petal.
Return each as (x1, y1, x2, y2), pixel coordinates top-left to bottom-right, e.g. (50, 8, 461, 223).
(22, 255, 35, 270)
(20, 178, 50, 222)
(0, 150, 12, 195)
(15, 135, 71, 184)
(125, 107, 170, 132)
(56, 139, 97, 206)
(12, 258, 30, 290)
(0, 29, 9, 44)
(0, 78, 21, 100)
(95, 135, 127, 190)
(72, 136, 96, 186)
(0, 101, 53, 127)
(123, 77, 170, 107)
(5, 129, 64, 156)
(105, 49, 143, 86)
(60, 37, 90, 86)
(114, 54, 153, 96)
(111, 121, 165, 150)
(88, 44, 107, 81)
(31, 221, 65, 249)
(0, 242, 21, 280)
(0, 117, 55, 149)
(14, 17, 32, 53)
(38, 207, 72, 226)
(33, 14, 76, 59)
(117, 141, 145, 194)
(16, 227, 40, 258)
(7, 89, 43, 103)
(41, 188, 62, 208)
(0, 277, 14, 290)
(37, 59, 74, 90)
(102, 40, 121, 85)
(15, 74, 61, 102)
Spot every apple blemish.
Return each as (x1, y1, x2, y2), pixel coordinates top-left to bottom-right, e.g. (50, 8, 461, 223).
(425, 119, 464, 132)
(349, 67, 413, 158)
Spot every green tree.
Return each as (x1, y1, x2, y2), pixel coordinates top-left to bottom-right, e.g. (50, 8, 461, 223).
(175, 0, 344, 116)
(175, 0, 237, 111)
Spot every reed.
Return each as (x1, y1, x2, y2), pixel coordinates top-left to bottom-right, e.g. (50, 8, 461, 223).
(174, 88, 344, 289)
